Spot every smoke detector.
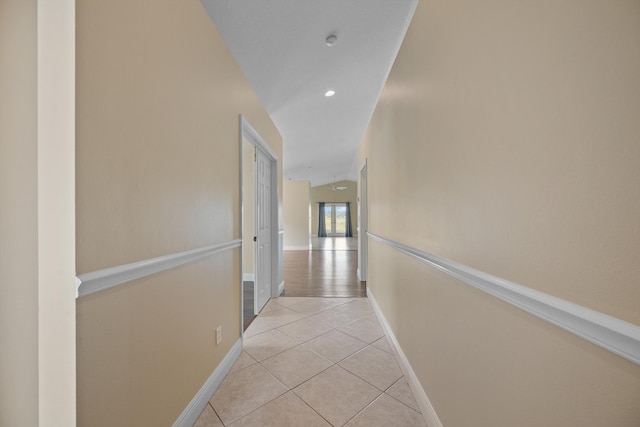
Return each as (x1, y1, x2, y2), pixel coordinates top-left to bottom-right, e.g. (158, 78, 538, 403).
(326, 34, 337, 47)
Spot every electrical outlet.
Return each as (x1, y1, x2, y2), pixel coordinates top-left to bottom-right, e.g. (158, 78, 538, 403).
(216, 325, 222, 346)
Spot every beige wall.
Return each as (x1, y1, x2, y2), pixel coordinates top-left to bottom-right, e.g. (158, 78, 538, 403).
(0, 3, 39, 425)
(1, 1, 76, 426)
(283, 180, 311, 249)
(361, 0, 640, 426)
(75, 1, 281, 426)
(310, 180, 357, 237)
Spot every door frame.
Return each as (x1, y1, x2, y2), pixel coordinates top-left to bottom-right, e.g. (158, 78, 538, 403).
(358, 159, 368, 281)
(240, 116, 280, 326)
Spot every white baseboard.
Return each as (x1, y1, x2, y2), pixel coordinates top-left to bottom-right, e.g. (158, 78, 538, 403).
(283, 245, 311, 251)
(242, 273, 255, 283)
(172, 339, 242, 427)
(367, 289, 443, 427)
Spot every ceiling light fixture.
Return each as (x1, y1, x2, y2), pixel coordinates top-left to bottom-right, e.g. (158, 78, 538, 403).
(325, 90, 335, 97)
(325, 34, 337, 47)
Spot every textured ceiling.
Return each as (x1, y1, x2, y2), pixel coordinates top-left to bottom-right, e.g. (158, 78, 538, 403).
(201, 0, 417, 187)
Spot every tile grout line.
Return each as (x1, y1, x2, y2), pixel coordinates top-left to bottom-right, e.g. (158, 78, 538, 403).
(208, 297, 424, 426)
(259, 346, 335, 388)
(244, 326, 376, 425)
(340, 392, 385, 427)
(244, 307, 374, 344)
(290, 388, 336, 427)
(286, 363, 384, 427)
(230, 339, 344, 425)
(335, 344, 403, 395)
(208, 402, 224, 427)
(227, 362, 291, 426)
(383, 379, 424, 416)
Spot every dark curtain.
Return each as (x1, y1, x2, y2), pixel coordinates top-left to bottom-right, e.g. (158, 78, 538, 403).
(345, 202, 353, 237)
(318, 202, 327, 237)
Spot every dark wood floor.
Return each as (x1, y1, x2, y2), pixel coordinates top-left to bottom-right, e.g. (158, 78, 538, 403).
(243, 281, 255, 330)
(311, 236, 358, 251)
(282, 238, 366, 298)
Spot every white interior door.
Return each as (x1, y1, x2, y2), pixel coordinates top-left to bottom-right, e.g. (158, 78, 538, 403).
(256, 148, 272, 311)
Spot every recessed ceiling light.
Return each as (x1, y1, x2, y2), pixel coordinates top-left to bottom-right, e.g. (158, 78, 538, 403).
(325, 90, 335, 97)
(326, 34, 337, 47)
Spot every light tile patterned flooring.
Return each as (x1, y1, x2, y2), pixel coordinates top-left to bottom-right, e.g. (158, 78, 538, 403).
(194, 297, 425, 427)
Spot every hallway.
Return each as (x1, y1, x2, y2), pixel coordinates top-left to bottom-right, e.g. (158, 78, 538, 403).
(282, 238, 365, 298)
(5, 1, 639, 426)
(194, 297, 426, 426)
(195, 240, 420, 425)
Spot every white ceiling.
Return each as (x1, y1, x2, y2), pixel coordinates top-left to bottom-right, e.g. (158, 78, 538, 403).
(201, 0, 417, 187)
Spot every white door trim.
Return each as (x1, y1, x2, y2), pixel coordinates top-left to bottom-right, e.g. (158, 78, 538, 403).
(240, 116, 280, 325)
(358, 160, 368, 281)
(241, 115, 278, 161)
